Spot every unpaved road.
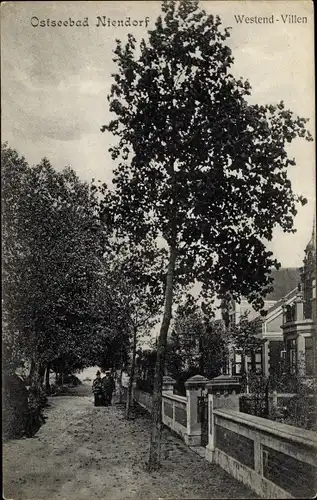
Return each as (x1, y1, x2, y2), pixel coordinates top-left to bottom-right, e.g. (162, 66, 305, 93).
(3, 385, 256, 500)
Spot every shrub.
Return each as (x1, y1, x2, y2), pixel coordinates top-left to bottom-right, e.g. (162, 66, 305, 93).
(283, 393, 317, 430)
(2, 373, 29, 439)
(136, 378, 153, 394)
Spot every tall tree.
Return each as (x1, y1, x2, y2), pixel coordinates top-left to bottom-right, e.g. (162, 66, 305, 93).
(96, 240, 166, 418)
(166, 302, 226, 383)
(2, 144, 112, 385)
(2, 144, 30, 373)
(101, 0, 312, 468)
(227, 312, 264, 393)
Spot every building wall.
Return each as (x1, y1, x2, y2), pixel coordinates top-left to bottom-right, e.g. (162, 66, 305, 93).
(266, 312, 283, 334)
(312, 276, 316, 322)
(224, 258, 315, 378)
(268, 340, 285, 376)
(281, 226, 317, 377)
(232, 300, 276, 325)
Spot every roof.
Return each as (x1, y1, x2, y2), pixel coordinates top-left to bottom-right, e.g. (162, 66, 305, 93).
(265, 287, 298, 316)
(265, 268, 301, 301)
(305, 221, 316, 253)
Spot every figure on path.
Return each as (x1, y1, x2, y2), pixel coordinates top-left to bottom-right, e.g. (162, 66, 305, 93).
(92, 371, 104, 407)
(120, 368, 130, 402)
(102, 370, 115, 406)
(3, 372, 29, 439)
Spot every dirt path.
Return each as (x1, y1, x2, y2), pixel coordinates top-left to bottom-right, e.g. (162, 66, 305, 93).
(3, 385, 256, 500)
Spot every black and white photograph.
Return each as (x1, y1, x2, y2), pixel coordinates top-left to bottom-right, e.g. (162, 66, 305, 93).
(2, 1, 316, 499)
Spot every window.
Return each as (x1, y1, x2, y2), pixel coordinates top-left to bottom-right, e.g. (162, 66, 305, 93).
(285, 304, 296, 323)
(286, 339, 297, 373)
(232, 351, 242, 375)
(232, 349, 262, 375)
(246, 350, 263, 373)
(304, 280, 313, 319)
(305, 337, 314, 376)
(254, 350, 263, 374)
(269, 341, 285, 376)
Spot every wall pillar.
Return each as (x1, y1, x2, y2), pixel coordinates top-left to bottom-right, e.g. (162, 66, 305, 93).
(263, 340, 269, 377)
(162, 375, 176, 394)
(162, 376, 176, 427)
(184, 375, 209, 446)
(295, 294, 304, 321)
(205, 374, 242, 463)
(297, 335, 306, 376)
(227, 344, 235, 376)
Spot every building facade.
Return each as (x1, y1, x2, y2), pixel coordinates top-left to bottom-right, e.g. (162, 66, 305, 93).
(222, 268, 301, 377)
(223, 225, 317, 381)
(282, 225, 316, 378)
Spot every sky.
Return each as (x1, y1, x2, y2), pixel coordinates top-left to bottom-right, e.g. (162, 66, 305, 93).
(1, 0, 315, 269)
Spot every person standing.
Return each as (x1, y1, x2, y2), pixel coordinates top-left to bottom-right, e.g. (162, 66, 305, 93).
(121, 369, 130, 402)
(122, 369, 130, 389)
(102, 371, 115, 406)
(92, 371, 104, 407)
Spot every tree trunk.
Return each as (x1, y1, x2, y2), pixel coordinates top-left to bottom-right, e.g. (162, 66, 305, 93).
(244, 354, 250, 394)
(199, 335, 204, 375)
(148, 246, 177, 470)
(126, 327, 137, 419)
(29, 360, 44, 386)
(118, 367, 124, 404)
(28, 359, 36, 384)
(45, 363, 51, 394)
(38, 364, 46, 386)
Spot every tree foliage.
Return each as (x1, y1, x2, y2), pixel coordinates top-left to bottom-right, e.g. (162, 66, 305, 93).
(102, 0, 312, 309)
(101, 0, 312, 467)
(227, 312, 264, 356)
(2, 143, 114, 380)
(166, 302, 226, 385)
(97, 241, 167, 417)
(227, 312, 265, 393)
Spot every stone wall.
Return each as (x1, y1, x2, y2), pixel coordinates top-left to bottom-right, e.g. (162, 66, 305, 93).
(206, 377, 317, 499)
(133, 374, 317, 499)
(162, 392, 187, 439)
(133, 388, 152, 413)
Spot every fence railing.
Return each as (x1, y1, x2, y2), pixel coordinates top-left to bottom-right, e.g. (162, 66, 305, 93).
(162, 392, 187, 439)
(133, 388, 153, 413)
(132, 375, 317, 499)
(207, 407, 317, 499)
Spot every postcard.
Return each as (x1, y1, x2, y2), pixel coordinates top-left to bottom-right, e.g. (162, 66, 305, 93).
(2, 1, 315, 499)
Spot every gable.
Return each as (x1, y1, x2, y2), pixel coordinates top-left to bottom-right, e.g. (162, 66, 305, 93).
(266, 310, 283, 333)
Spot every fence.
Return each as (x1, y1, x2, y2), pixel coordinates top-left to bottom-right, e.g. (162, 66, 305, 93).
(133, 388, 153, 413)
(162, 392, 187, 439)
(207, 376, 317, 499)
(133, 387, 188, 439)
(239, 392, 317, 431)
(207, 407, 317, 498)
(132, 375, 317, 499)
(239, 392, 303, 417)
